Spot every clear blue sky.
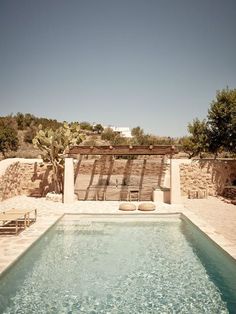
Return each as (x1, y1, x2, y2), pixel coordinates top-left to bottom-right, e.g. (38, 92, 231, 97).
(0, 0, 235, 137)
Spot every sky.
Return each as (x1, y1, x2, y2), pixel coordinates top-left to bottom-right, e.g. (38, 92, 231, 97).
(0, 0, 236, 137)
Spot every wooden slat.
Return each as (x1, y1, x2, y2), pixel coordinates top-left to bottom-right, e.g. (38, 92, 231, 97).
(66, 145, 177, 157)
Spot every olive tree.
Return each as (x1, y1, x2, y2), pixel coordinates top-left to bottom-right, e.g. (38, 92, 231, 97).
(181, 119, 208, 158)
(207, 88, 236, 155)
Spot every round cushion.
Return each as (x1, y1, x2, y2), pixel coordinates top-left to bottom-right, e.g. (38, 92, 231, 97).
(119, 203, 136, 211)
(138, 202, 156, 211)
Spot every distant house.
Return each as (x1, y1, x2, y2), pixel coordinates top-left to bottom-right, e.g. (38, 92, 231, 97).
(103, 125, 133, 138)
(110, 126, 132, 138)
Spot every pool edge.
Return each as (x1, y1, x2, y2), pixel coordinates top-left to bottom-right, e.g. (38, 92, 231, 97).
(181, 212, 236, 263)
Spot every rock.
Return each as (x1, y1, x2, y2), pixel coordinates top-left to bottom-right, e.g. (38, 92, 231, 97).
(46, 192, 63, 202)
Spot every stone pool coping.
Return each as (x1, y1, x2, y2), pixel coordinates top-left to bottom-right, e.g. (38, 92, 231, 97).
(0, 195, 236, 278)
(181, 210, 236, 262)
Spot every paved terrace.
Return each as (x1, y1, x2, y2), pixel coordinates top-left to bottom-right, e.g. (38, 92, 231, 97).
(0, 195, 236, 276)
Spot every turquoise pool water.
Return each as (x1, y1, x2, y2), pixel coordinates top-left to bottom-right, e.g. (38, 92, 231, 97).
(0, 217, 236, 313)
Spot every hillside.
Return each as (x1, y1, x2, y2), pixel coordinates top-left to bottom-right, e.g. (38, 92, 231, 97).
(0, 113, 183, 160)
(4, 130, 112, 160)
(7, 130, 42, 159)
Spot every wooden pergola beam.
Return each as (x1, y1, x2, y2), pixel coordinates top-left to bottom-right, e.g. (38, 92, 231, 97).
(66, 145, 177, 157)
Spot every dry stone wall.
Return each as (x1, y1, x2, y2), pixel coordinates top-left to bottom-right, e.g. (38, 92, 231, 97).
(179, 159, 236, 197)
(0, 157, 168, 202)
(0, 161, 54, 201)
(1, 157, 235, 202)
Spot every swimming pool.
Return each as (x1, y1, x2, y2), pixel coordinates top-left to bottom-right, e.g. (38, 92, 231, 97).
(0, 215, 236, 313)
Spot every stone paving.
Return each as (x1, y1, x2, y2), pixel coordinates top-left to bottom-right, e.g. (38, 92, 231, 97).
(0, 195, 235, 277)
(183, 196, 236, 245)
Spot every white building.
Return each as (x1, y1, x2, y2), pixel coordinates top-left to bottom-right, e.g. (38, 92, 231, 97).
(103, 125, 133, 138)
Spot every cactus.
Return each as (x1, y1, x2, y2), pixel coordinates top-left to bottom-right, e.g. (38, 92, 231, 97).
(33, 122, 84, 193)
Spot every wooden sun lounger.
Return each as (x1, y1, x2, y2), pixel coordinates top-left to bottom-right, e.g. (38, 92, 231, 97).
(0, 213, 26, 235)
(0, 209, 37, 235)
(3, 209, 37, 226)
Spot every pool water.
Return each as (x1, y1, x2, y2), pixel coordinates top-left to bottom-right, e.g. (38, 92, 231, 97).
(0, 217, 236, 313)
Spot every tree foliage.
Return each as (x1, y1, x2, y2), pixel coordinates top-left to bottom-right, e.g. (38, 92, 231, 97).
(131, 126, 144, 140)
(101, 128, 129, 145)
(0, 127, 19, 158)
(101, 128, 116, 142)
(15, 112, 63, 131)
(79, 121, 93, 131)
(181, 119, 208, 158)
(16, 112, 34, 130)
(93, 123, 104, 134)
(184, 88, 236, 158)
(207, 88, 236, 155)
(0, 119, 19, 158)
(33, 123, 84, 193)
(131, 126, 174, 146)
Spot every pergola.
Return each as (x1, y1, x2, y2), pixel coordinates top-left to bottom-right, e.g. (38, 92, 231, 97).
(63, 145, 182, 204)
(66, 145, 177, 157)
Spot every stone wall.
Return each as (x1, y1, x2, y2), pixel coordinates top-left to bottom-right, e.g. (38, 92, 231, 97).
(179, 159, 236, 197)
(0, 161, 54, 201)
(74, 156, 168, 201)
(0, 157, 168, 202)
(2, 157, 235, 202)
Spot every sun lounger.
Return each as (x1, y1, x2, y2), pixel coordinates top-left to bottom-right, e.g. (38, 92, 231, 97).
(0, 209, 37, 235)
(0, 213, 27, 235)
(3, 209, 37, 227)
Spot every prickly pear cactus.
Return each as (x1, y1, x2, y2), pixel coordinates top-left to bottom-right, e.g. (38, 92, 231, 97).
(33, 123, 84, 193)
